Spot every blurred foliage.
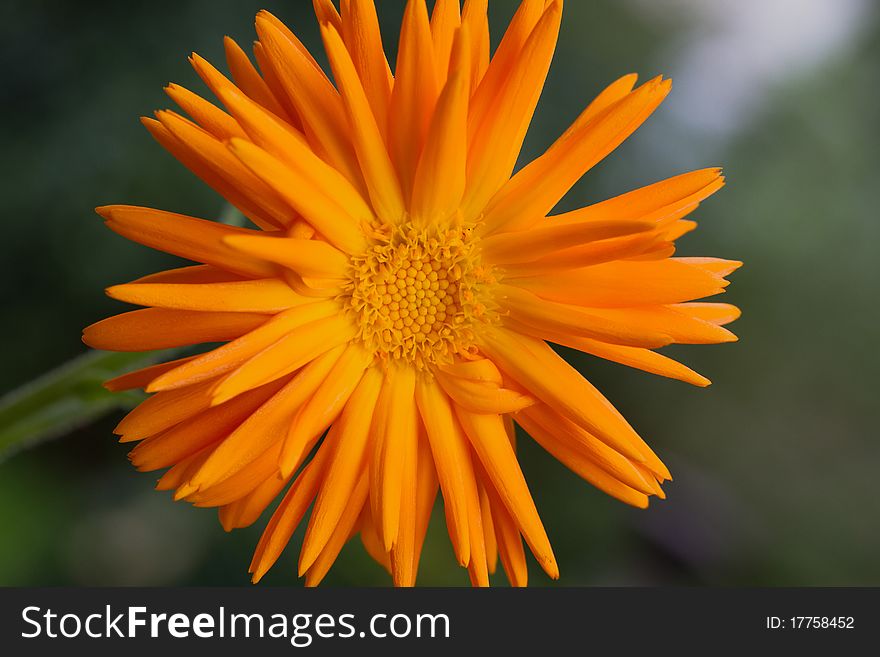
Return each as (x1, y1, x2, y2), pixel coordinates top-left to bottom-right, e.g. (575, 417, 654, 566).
(0, 351, 149, 462)
(0, 0, 878, 587)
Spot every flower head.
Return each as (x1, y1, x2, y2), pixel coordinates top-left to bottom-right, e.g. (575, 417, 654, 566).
(85, 0, 740, 587)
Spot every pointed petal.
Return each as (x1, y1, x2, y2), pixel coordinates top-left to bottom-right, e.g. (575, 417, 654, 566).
(435, 369, 534, 414)
(673, 302, 742, 326)
(478, 328, 649, 462)
(430, 0, 461, 85)
(414, 376, 472, 566)
(280, 344, 373, 477)
(254, 13, 364, 187)
(103, 356, 198, 392)
(321, 22, 406, 224)
(224, 36, 291, 120)
(191, 346, 345, 490)
(370, 365, 418, 550)
(388, 0, 439, 203)
(498, 284, 673, 348)
(460, 0, 489, 92)
(156, 109, 294, 226)
(461, 2, 562, 222)
(147, 301, 339, 392)
(129, 378, 287, 471)
(299, 366, 383, 573)
(164, 83, 245, 140)
(481, 219, 654, 265)
(411, 32, 470, 222)
(96, 205, 276, 278)
(517, 411, 651, 507)
(507, 320, 711, 387)
(481, 76, 672, 235)
(211, 313, 357, 404)
(83, 308, 268, 352)
(249, 444, 333, 583)
(106, 279, 308, 313)
(507, 258, 728, 307)
(141, 117, 279, 230)
(339, 0, 393, 138)
(228, 138, 369, 254)
(455, 408, 559, 579)
(304, 471, 370, 586)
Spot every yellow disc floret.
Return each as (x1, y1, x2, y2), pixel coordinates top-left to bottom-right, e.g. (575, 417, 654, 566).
(343, 220, 497, 368)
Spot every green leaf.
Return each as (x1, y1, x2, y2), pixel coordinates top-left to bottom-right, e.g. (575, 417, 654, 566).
(0, 351, 162, 462)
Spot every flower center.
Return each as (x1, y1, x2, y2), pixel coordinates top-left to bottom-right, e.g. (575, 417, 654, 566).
(343, 223, 497, 368)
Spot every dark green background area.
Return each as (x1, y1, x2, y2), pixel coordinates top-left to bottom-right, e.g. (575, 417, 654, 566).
(1, 0, 878, 586)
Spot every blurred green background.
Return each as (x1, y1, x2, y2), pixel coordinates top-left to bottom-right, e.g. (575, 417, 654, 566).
(1, 0, 878, 586)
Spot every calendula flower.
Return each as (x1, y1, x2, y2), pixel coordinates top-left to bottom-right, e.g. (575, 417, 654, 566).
(84, 0, 740, 587)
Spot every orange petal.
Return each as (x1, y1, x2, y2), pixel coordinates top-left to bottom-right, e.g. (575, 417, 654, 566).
(507, 258, 728, 307)
(414, 376, 473, 566)
(214, 84, 374, 232)
(156, 109, 293, 226)
(435, 369, 534, 414)
(483, 468, 527, 587)
(254, 13, 363, 188)
(223, 36, 291, 120)
(97, 205, 276, 279)
(218, 470, 289, 531)
(576, 306, 738, 345)
(478, 328, 650, 463)
(147, 300, 340, 392)
(497, 284, 673, 348)
(190, 346, 344, 490)
(211, 313, 357, 404)
(299, 366, 383, 573)
(481, 76, 672, 235)
(141, 117, 280, 231)
(320, 22, 406, 224)
(103, 355, 198, 392)
(560, 73, 639, 136)
(304, 471, 370, 586)
(455, 408, 558, 579)
(280, 344, 373, 477)
(517, 411, 651, 508)
(83, 308, 268, 352)
(129, 377, 287, 471)
(339, 0, 393, 141)
(481, 219, 654, 265)
(673, 302, 742, 326)
(517, 404, 658, 496)
(164, 83, 245, 141)
(224, 234, 349, 279)
(553, 167, 724, 225)
(249, 443, 333, 583)
(114, 376, 220, 442)
(370, 365, 418, 551)
(106, 278, 308, 314)
(430, 0, 461, 85)
(461, 2, 562, 223)
(467, 0, 545, 143)
(507, 319, 711, 387)
(387, 0, 439, 203)
(411, 44, 469, 223)
(460, 0, 489, 92)
(227, 138, 369, 254)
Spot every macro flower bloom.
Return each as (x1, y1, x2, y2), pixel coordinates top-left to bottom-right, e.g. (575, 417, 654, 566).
(84, 0, 741, 587)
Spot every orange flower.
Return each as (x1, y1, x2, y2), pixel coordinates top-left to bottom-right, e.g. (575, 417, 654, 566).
(85, 0, 740, 587)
